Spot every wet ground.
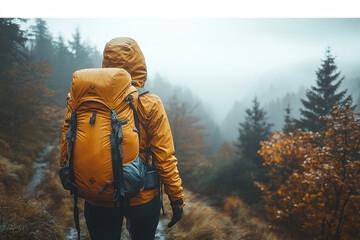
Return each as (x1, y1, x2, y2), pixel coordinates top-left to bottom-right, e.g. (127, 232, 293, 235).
(26, 144, 55, 194)
(27, 144, 168, 240)
(65, 216, 168, 240)
(155, 215, 168, 240)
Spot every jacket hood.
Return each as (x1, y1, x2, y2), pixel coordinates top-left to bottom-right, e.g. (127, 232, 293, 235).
(102, 37, 147, 89)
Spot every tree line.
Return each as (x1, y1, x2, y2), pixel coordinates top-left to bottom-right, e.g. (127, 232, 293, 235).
(169, 47, 359, 239)
(0, 18, 101, 166)
(29, 18, 102, 103)
(0, 18, 359, 239)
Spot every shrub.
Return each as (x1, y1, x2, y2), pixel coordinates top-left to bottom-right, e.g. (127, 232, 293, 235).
(0, 189, 63, 240)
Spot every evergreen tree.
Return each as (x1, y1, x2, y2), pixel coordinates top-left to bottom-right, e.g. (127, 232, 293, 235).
(216, 97, 273, 203)
(236, 97, 273, 182)
(0, 18, 27, 72)
(283, 104, 295, 134)
(297, 47, 353, 132)
(0, 18, 59, 157)
(86, 43, 102, 68)
(0, 18, 28, 138)
(52, 35, 74, 100)
(69, 28, 90, 70)
(31, 18, 54, 63)
(68, 28, 102, 71)
(237, 98, 273, 167)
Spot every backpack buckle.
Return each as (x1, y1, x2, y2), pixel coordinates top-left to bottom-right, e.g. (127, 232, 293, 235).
(89, 111, 97, 125)
(111, 110, 118, 122)
(124, 95, 134, 103)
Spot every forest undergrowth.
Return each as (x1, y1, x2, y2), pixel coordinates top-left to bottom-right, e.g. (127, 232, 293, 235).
(0, 142, 285, 239)
(1, 18, 359, 240)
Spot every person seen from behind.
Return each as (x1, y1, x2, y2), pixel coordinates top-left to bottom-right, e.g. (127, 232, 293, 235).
(60, 37, 184, 240)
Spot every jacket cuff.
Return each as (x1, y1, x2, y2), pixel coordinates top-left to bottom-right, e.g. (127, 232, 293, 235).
(170, 199, 185, 208)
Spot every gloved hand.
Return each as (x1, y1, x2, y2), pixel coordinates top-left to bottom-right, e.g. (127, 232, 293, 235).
(168, 199, 184, 228)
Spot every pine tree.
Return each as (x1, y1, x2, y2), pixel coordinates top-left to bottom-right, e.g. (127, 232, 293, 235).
(31, 18, 54, 63)
(283, 104, 295, 134)
(0, 18, 27, 73)
(297, 47, 353, 132)
(236, 97, 273, 182)
(0, 18, 59, 158)
(52, 35, 74, 100)
(218, 97, 273, 203)
(0, 18, 28, 141)
(86, 44, 102, 68)
(237, 98, 273, 165)
(68, 28, 101, 71)
(69, 28, 90, 70)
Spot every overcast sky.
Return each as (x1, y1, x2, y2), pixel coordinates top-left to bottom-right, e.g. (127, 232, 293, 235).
(21, 18, 360, 123)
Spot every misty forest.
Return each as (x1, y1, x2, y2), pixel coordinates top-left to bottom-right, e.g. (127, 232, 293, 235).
(1, 18, 360, 240)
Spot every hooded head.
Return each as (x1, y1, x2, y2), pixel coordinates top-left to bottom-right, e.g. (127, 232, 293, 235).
(102, 37, 147, 89)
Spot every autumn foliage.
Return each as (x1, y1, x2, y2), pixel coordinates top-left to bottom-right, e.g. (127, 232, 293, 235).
(0, 60, 61, 162)
(166, 94, 209, 184)
(259, 103, 360, 239)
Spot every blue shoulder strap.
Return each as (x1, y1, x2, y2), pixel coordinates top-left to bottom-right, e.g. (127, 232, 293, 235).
(138, 88, 150, 96)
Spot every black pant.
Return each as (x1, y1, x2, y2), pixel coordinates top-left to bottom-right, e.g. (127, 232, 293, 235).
(84, 194, 161, 240)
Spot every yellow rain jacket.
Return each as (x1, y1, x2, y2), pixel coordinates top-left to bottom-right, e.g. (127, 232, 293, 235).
(60, 37, 184, 207)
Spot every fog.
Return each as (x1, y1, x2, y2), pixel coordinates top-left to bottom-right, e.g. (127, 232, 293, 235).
(2, 14, 360, 239)
(23, 18, 360, 126)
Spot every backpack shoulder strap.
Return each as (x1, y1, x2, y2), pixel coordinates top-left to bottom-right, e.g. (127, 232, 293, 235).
(138, 88, 149, 96)
(124, 88, 149, 140)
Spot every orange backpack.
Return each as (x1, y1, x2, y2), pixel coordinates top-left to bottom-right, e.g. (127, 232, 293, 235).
(59, 68, 155, 238)
(62, 67, 151, 201)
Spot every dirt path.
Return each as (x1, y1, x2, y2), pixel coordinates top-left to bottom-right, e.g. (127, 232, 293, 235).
(26, 145, 169, 240)
(64, 215, 168, 240)
(26, 144, 55, 194)
(155, 215, 168, 240)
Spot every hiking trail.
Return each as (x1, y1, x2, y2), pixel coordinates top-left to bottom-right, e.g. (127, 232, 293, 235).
(26, 144, 168, 239)
(155, 215, 168, 240)
(26, 144, 55, 194)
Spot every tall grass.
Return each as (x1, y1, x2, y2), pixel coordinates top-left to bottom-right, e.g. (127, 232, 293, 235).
(1, 143, 289, 240)
(36, 145, 91, 239)
(0, 146, 67, 240)
(165, 191, 286, 240)
(0, 187, 63, 240)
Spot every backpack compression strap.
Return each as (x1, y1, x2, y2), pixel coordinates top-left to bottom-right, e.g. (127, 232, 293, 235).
(65, 110, 81, 240)
(110, 110, 128, 207)
(65, 110, 77, 183)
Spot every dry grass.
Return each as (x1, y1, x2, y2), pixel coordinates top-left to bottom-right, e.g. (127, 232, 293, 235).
(0, 155, 28, 192)
(165, 191, 287, 240)
(0, 148, 69, 240)
(1, 142, 290, 240)
(1, 143, 288, 240)
(36, 145, 91, 239)
(223, 196, 286, 240)
(0, 188, 64, 240)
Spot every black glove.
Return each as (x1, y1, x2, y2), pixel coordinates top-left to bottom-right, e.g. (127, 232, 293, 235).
(168, 199, 184, 228)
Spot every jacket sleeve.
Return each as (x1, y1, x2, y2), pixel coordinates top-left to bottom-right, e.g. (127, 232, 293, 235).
(141, 94, 184, 202)
(59, 98, 72, 167)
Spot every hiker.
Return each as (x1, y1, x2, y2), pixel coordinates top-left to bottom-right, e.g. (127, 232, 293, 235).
(60, 37, 184, 240)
